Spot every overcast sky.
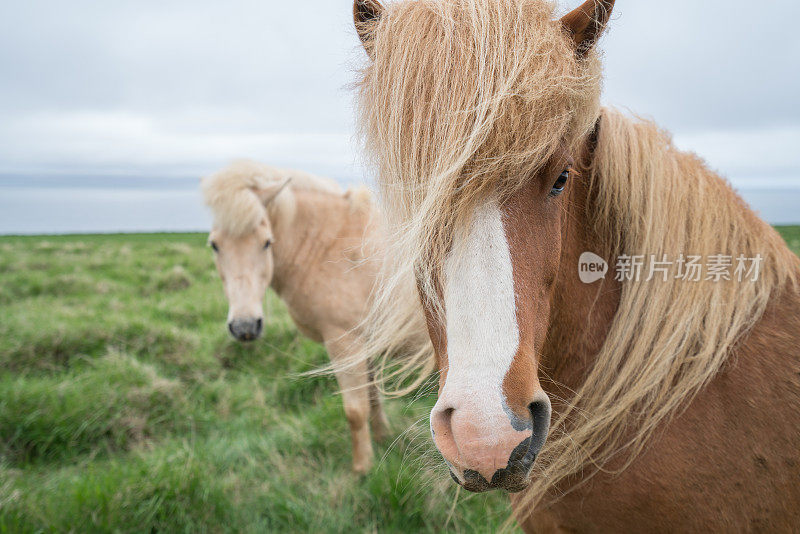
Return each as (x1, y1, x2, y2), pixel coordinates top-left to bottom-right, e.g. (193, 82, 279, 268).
(1, 0, 798, 188)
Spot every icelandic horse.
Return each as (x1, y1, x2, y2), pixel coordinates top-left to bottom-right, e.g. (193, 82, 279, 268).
(350, 0, 800, 530)
(202, 160, 415, 473)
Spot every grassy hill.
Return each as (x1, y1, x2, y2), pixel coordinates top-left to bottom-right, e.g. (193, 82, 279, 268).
(1, 228, 798, 532)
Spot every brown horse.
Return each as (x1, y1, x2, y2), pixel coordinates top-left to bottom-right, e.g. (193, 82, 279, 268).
(351, 0, 800, 530)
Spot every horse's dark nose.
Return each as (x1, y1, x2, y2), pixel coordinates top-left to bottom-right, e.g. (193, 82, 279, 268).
(437, 396, 551, 493)
(228, 317, 263, 342)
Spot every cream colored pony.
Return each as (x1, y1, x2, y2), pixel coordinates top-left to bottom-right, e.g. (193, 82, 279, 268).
(201, 160, 391, 473)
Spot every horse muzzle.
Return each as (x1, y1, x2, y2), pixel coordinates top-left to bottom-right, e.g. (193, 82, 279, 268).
(227, 317, 263, 342)
(431, 393, 552, 493)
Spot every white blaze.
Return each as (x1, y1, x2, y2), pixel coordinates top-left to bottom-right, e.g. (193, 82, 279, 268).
(437, 201, 520, 429)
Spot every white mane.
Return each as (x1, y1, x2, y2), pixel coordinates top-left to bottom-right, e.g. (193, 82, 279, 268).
(201, 160, 342, 236)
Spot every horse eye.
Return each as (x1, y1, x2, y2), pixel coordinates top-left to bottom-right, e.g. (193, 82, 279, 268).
(210, 241, 219, 252)
(550, 169, 569, 196)
(264, 240, 272, 249)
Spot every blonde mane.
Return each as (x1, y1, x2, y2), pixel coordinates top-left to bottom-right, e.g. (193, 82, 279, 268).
(352, 0, 800, 512)
(201, 160, 342, 236)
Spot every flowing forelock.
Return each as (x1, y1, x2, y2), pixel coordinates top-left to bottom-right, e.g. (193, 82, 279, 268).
(201, 160, 341, 236)
(358, 0, 601, 307)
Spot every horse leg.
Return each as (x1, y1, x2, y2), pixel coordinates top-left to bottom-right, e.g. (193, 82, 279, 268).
(368, 364, 390, 442)
(325, 332, 374, 473)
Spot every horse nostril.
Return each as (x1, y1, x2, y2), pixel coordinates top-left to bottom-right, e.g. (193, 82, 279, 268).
(255, 318, 263, 334)
(528, 396, 552, 456)
(431, 406, 455, 437)
(430, 404, 459, 460)
(228, 322, 236, 337)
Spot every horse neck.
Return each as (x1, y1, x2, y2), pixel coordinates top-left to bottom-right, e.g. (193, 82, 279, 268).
(268, 189, 345, 297)
(540, 137, 621, 393)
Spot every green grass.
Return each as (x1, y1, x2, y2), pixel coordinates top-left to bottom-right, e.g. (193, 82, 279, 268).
(0, 233, 517, 533)
(778, 226, 800, 257)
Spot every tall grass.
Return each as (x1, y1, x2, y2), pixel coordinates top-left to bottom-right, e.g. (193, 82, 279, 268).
(0, 233, 518, 533)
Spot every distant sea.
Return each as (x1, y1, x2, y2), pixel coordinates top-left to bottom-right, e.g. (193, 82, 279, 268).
(0, 175, 209, 235)
(0, 174, 798, 235)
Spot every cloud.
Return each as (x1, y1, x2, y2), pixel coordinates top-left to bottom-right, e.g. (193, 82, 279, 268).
(674, 125, 800, 188)
(0, 0, 798, 189)
(0, 110, 361, 181)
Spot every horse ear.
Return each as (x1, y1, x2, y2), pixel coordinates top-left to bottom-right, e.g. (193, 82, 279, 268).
(255, 177, 292, 207)
(560, 0, 614, 58)
(354, 0, 384, 56)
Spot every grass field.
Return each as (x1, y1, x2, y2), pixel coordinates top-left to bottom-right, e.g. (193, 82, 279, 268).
(0, 232, 515, 533)
(1, 228, 799, 533)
